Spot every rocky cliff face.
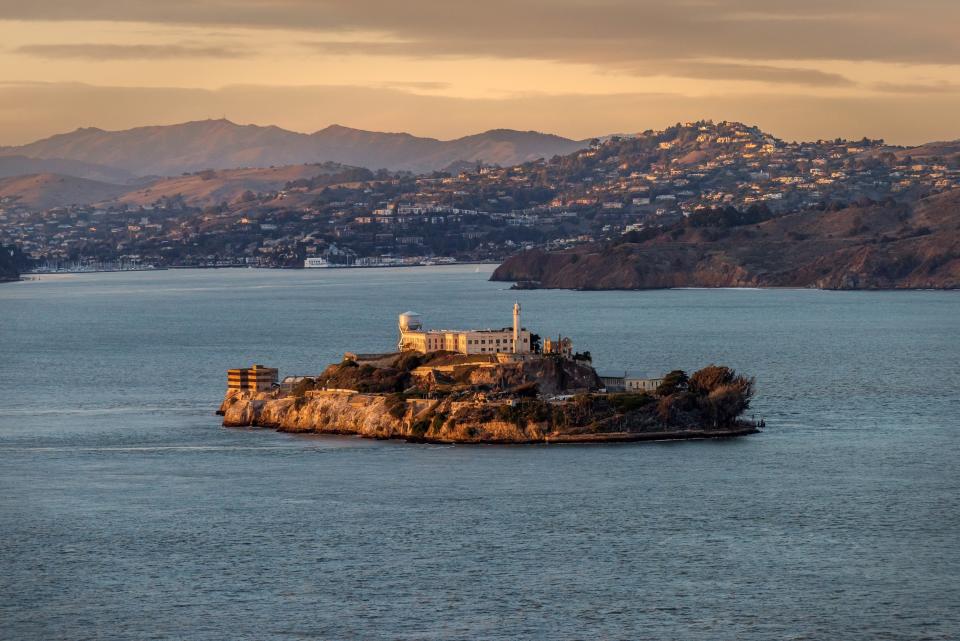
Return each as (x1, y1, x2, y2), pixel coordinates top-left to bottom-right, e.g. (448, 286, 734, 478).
(220, 389, 757, 443)
(220, 390, 535, 442)
(220, 362, 759, 444)
(493, 192, 960, 290)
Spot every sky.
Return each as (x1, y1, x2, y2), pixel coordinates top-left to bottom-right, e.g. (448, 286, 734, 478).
(0, 0, 958, 145)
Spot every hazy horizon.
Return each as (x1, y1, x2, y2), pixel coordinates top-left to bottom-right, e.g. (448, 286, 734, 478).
(1, 1, 959, 146)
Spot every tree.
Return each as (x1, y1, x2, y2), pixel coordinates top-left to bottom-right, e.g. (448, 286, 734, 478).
(529, 333, 543, 354)
(688, 364, 734, 394)
(657, 369, 688, 396)
(688, 365, 755, 427)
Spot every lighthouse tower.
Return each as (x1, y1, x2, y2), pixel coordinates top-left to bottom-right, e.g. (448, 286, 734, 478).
(512, 302, 521, 353)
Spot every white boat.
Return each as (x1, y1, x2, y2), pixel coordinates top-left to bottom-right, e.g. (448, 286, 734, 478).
(304, 257, 331, 268)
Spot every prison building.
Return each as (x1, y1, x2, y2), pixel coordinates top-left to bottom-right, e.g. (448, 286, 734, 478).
(397, 303, 532, 355)
(227, 364, 279, 391)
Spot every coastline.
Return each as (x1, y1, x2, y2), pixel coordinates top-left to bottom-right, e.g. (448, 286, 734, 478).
(224, 420, 760, 445)
(218, 375, 761, 446)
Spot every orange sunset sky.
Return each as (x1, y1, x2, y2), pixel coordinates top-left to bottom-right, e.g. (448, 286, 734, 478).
(0, 0, 958, 145)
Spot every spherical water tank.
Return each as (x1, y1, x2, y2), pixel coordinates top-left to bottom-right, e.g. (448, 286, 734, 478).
(398, 311, 422, 332)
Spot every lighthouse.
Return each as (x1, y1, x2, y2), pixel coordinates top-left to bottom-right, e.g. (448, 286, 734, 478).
(512, 302, 521, 353)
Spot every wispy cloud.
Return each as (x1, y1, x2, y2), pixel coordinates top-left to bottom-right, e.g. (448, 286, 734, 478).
(15, 43, 248, 60)
(377, 80, 451, 91)
(873, 81, 960, 94)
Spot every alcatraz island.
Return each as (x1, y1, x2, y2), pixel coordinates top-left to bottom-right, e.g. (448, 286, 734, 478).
(218, 304, 761, 443)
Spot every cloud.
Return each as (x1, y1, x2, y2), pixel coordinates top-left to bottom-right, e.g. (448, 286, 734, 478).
(2, 1, 960, 66)
(305, 40, 856, 87)
(377, 80, 451, 91)
(15, 43, 248, 60)
(656, 62, 854, 87)
(872, 81, 960, 94)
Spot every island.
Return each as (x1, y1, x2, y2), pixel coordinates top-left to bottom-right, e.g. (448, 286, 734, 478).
(218, 305, 760, 444)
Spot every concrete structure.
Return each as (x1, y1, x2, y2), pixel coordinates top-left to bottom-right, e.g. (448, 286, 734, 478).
(626, 377, 663, 392)
(599, 375, 625, 391)
(398, 305, 531, 355)
(227, 364, 278, 391)
(599, 375, 664, 393)
(279, 375, 311, 392)
(543, 335, 573, 357)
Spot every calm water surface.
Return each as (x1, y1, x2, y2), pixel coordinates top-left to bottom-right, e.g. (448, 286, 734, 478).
(1, 266, 958, 640)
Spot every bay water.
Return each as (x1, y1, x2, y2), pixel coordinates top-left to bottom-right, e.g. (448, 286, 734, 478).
(1, 266, 957, 640)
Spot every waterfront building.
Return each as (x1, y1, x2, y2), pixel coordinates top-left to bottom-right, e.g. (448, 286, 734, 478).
(398, 304, 531, 355)
(227, 364, 279, 391)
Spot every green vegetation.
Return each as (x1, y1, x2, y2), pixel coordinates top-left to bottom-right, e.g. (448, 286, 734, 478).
(609, 392, 657, 413)
(497, 399, 553, 425)
(657, 370, 689, 396)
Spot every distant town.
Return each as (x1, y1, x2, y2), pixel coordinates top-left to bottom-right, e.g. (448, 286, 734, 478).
(1, 121, 958, 272)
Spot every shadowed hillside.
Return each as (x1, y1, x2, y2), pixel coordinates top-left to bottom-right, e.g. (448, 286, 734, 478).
(493, 191, 960, 290)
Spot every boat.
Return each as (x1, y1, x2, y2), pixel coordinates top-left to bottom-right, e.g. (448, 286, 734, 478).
(303, 257, 331, 268)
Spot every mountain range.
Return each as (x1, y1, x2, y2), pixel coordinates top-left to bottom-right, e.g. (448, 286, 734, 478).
(0, 119, 587, 177)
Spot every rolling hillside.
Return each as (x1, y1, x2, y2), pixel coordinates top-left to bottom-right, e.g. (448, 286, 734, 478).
(0, 174, 129, 210)
(0, 155, 135, 183)
(115, 163, 356, 207)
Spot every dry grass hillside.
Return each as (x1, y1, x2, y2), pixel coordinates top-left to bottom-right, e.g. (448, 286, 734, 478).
(116, 164, 346, 207)
(0, 174, 128, 210)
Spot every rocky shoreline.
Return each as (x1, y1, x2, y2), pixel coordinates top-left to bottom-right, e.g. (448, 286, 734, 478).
(219, 370, 760, 445)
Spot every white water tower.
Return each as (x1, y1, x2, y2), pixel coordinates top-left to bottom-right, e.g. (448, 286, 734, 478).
(398, 311, 422, 332)
(398, 311, 422, 350)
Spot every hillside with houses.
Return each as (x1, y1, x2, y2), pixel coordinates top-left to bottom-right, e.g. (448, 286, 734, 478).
(0, 121, 958, 277)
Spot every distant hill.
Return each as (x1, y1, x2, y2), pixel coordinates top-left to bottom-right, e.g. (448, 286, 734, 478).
(0, 174, 129, 210)
(0, 119, 587, 176)
(492, 190, 960, 290)
(0, 162, 377, 209)
(0, 155, 135, 183)
(116, 162, 358, 207)
(893, 140, 960, 162)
